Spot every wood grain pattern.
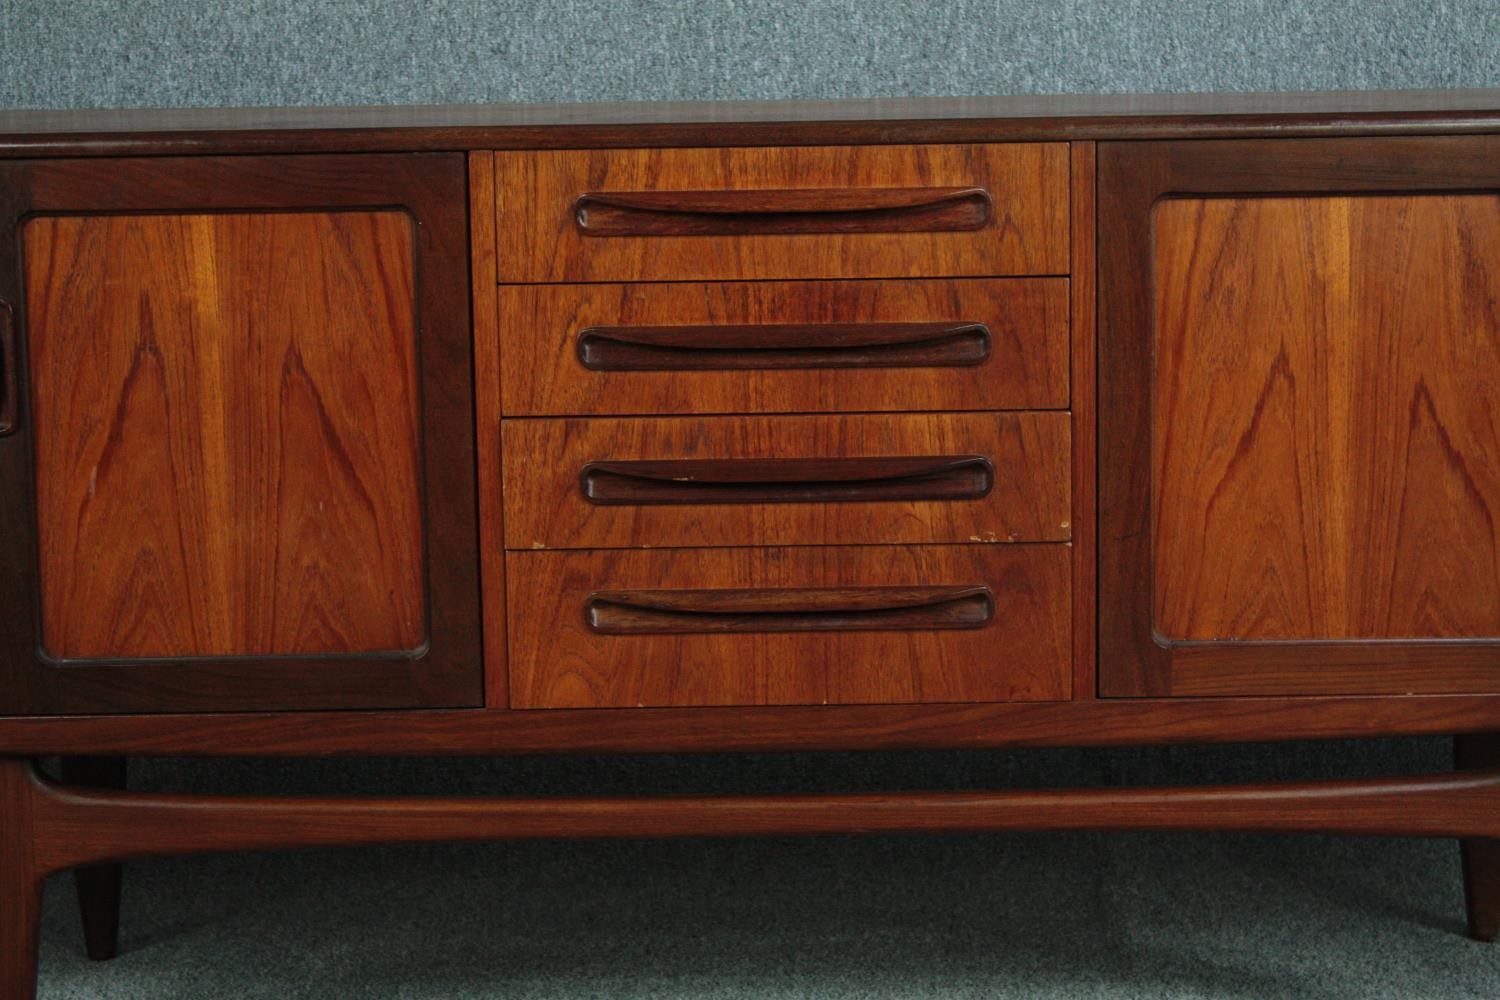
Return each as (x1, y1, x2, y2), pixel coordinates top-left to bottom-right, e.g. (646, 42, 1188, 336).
(498, 278, 1069, 415)
(6, 696, 1500, 757)
(6, 89, 1500, 158)
(25, 211, 426, 660)
(0, 154, 479, 714)
(470, 151, 509, 709)
(495, 144, 1068, 282)
(1069, 141, 1098, 700)
(502, 413, 1070, 550)
(1157, 643, 1500, 697)
(508, 544, 1069, 707)
(1154, 193, 1500, 643)
(8, 121, 1500, 991)
(1098, 137, 1500, 698)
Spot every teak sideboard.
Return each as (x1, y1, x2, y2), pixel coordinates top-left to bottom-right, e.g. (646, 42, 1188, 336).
(3, 89, 1500, 996)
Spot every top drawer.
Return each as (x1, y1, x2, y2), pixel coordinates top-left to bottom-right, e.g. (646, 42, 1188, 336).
(495, 144, 1070, 283)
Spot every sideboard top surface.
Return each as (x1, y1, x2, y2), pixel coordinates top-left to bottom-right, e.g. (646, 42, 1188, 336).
(3, 88, 1500, 157)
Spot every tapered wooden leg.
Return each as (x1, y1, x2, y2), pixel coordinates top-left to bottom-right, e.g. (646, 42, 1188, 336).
(57, 758, 126, 961)
(1457, 734, 1500, 941)
(1, 759, 42, 1000)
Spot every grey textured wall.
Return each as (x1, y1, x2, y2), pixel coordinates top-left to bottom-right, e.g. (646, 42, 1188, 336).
(3, 0, 1498, 109)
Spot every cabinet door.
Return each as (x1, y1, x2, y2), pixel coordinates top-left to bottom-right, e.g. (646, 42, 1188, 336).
(0, 155, 480, 713)
(1099, 137, 1500, 697)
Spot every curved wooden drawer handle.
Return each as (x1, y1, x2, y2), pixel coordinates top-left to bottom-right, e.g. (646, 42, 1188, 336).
(586, 585, 995, 634)
(574, 187, 994, 237)
(579, 455, 995, 505)
(576, 321, 992, 371)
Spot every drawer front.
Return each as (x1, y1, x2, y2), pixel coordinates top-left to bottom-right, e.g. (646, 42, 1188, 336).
(508, 544, 1071, 707)
(495, 144, 1069, 282)
(502, 413, 1071, 550)
(499, 278, 1069, 415)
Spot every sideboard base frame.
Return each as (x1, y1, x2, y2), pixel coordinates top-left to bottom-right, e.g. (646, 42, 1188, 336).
(6, 753, 1500, 997)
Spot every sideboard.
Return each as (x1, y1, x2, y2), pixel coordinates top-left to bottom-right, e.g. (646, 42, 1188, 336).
(3, 89, 1500, 997)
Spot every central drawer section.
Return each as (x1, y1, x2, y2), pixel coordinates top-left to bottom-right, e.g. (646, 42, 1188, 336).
(487, 142, 1074, 709)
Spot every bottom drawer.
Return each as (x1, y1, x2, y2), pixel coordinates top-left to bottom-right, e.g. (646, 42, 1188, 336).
(507, 545, 1071, 708)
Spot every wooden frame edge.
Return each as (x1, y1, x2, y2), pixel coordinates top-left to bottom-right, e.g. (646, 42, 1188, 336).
(1097, 135, 1500, 698)
(469, 150, 508, 709)
(1069, 141, 1098, 700)
(5, 696, 1500, 756)
(13, 758, 1500, 875)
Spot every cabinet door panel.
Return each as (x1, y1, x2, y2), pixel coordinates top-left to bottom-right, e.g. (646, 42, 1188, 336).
(0, 155, 480, 713)
(1153, 194, 1500, 644)
(27, 211, 426, 660)
(1099, 136, 1500, 697)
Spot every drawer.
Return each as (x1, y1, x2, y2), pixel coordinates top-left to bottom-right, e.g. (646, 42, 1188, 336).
(501, 412, 1070, 549)
(507, 544, 1072, 708)
(499, 278, 1069, 415)
(494, 144, 1069, 283)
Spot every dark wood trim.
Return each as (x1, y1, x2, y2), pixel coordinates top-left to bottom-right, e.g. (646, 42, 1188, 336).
(3, 89, 1500, 158)
(0, 154, 483, 714)
(56, 756, 125, 961)
(13, 758, 1500, 870)
(1146, 643, 1500, 697)
(575, 321, 993, 372)
(0, 301, 16, 437)
(584, 585, 994, 635)
(0, 759, 41, 999)
(573, 186, 992, 236)
(1069, 140, 1098, 701)
(1097, 135, 1500, 698)
(1457, 733, 1500, 941)
(8, 751, 1500, 992)
(5, 696, 1500, 756)
(578, 456, 995, 506)
(468, 151, 508, 711)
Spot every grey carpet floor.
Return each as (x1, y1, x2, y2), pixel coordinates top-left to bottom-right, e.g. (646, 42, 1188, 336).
(31, 743, 1500, 998)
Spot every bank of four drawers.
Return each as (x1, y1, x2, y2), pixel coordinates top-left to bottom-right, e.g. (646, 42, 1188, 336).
(490, 143, 1072, 708)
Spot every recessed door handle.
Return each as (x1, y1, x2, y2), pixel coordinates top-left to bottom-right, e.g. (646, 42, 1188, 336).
(574, 187, 994, 237)
(585, 585, 995, 634)
(576, 321, 992, 371)
(579, 455, 995, 506)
